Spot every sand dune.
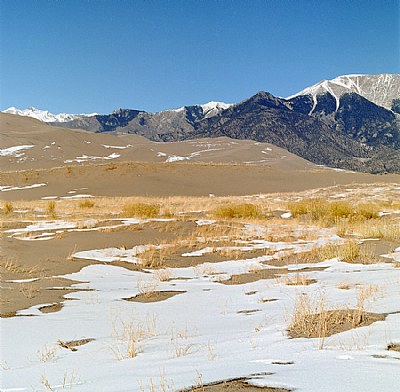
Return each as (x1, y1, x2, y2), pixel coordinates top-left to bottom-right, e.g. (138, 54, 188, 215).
(2, 113, 399, 201)
(0, 113, 316, 171)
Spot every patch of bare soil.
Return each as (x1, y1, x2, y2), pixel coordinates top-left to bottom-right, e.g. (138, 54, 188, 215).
(123, 290, 185, 303)
(2, 157, 400, 202)
(188, 379, 290, 391)
(288, 310, 386, 339)
(0, 220, 196, 315)
(237, 309, 261, 315)
(219, 266, 324, 285)
(284, 276, 317, 286)
(39, 303, 63, 313)
(138, 246, 269, 270)
(387, 343, 400, 352)
(361, 239, 400, 263)
(219, 268, 289, 285)
(58, 338, 95, 351)
(0, 277, 84, 317)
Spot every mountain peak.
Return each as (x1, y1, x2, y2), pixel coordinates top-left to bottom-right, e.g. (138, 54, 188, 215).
(2, 107, 98, 122)
(288, 73, 400, 110)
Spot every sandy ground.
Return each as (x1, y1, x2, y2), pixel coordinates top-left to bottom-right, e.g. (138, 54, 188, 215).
(2, 161, 400, 201)
(0, 113, 315, 171)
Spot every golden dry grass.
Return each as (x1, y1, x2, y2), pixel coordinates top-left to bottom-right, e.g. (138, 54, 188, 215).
(288, 292, 384, 348)
(122, 203, 161, 218)
(350, 220, 400, 241)
(79, 199, 95, 208)
(213, 203, 264, 219)
(46, 200, 57, 218)
(288, 199, 380, 225)
(3, 202, 13, 215)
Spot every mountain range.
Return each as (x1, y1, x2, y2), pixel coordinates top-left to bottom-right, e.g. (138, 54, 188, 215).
(3, 73, 400, 174)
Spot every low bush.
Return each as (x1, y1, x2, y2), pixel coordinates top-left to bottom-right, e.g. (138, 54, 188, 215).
(79, 200, 95, 208)
(213, 203, 263, 219)
(3, 202, 13, 214)
(122, 203, 160, 218)
(46, 201, 56, 218)
(288, 199, 379, 224)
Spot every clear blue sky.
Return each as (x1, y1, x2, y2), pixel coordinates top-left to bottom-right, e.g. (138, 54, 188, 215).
(1, 0, 399, 114)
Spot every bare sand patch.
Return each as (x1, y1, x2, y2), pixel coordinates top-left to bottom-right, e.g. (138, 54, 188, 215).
(39, 303, 63, 313)
(58, 338, 95, 352)
(237, 309, 261, 315)
(2, 160, 400, 202)
(288, 309, 385, 339)
(188, 378, 291, 391)
(220, 266, 325, 286)
(123, 290, 185, 303)
(0, 277, 83, 317)
(387, 343, 400, 352)
(219, 268, 289, 285)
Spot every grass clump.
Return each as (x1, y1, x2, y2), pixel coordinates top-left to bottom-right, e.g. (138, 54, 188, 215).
(46, 201, 57, 218)
(280, 241, 377, 264)
(3, 202, 13, 214)
(288, 199, 379, 224)
(122, 203, 160, 218)
(213, 203, 263, 219)
(79, 199, 95, 208)
(288, 293, 384, 348)
(355, 220, 400, 242)
(322, 241, 377, 264)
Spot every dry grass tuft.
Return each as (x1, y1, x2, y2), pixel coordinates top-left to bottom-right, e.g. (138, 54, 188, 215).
(2, 259, 43, 276)
(37, 344, 59, 362)
(288, 199, 379, 225)
(213, 203, 264, 219)
(354, 220, 400, 241)
(122, 203, 160, 218)
(281, 273, 316, 286)
(46, 200, 57, 218)
(155, 268, 172, 282)
(3, 202, 13, 215)
(111, 315, 157, 360)
(284, 241, 377, 264)
(79, 199, 95, 208)
(276, 241, 376, 265)
(139, 247, 170, 268)
(287, 292, 384, 348)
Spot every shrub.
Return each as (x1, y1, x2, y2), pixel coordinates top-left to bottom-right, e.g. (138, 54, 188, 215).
(79, 200, 95, 208)
(122, 203, 160, 218)
(46, 201, 56, 217)
(213, 203, 263, 219)
(3, 202, 13, 214)
(288, 293, 384, 348)
(288, 199, 379, 224)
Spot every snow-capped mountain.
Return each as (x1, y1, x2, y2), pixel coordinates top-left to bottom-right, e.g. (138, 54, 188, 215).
(2, 107, 97, 123)
(168, 101, 232, 117)
(288, 74, 400, 111)
(199, 101, 233, 118)
(2, 74, 399, 173)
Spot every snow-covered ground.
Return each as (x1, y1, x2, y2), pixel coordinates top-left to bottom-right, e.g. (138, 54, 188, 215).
(1, 233, 400, 391)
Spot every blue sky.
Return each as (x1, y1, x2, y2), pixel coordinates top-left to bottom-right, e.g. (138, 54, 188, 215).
(1, 0, 399, 114)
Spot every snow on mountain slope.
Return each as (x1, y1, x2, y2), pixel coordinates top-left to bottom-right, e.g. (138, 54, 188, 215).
(2, 107, 98, 123)
(288, 74, 400, 110)
(168, 101, 232, 116)
(4, 101, 232, 123)
(200, 101, 232, 117)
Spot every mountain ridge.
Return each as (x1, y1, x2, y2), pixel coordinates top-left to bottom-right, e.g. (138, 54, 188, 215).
(3, 73, 399, 174)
